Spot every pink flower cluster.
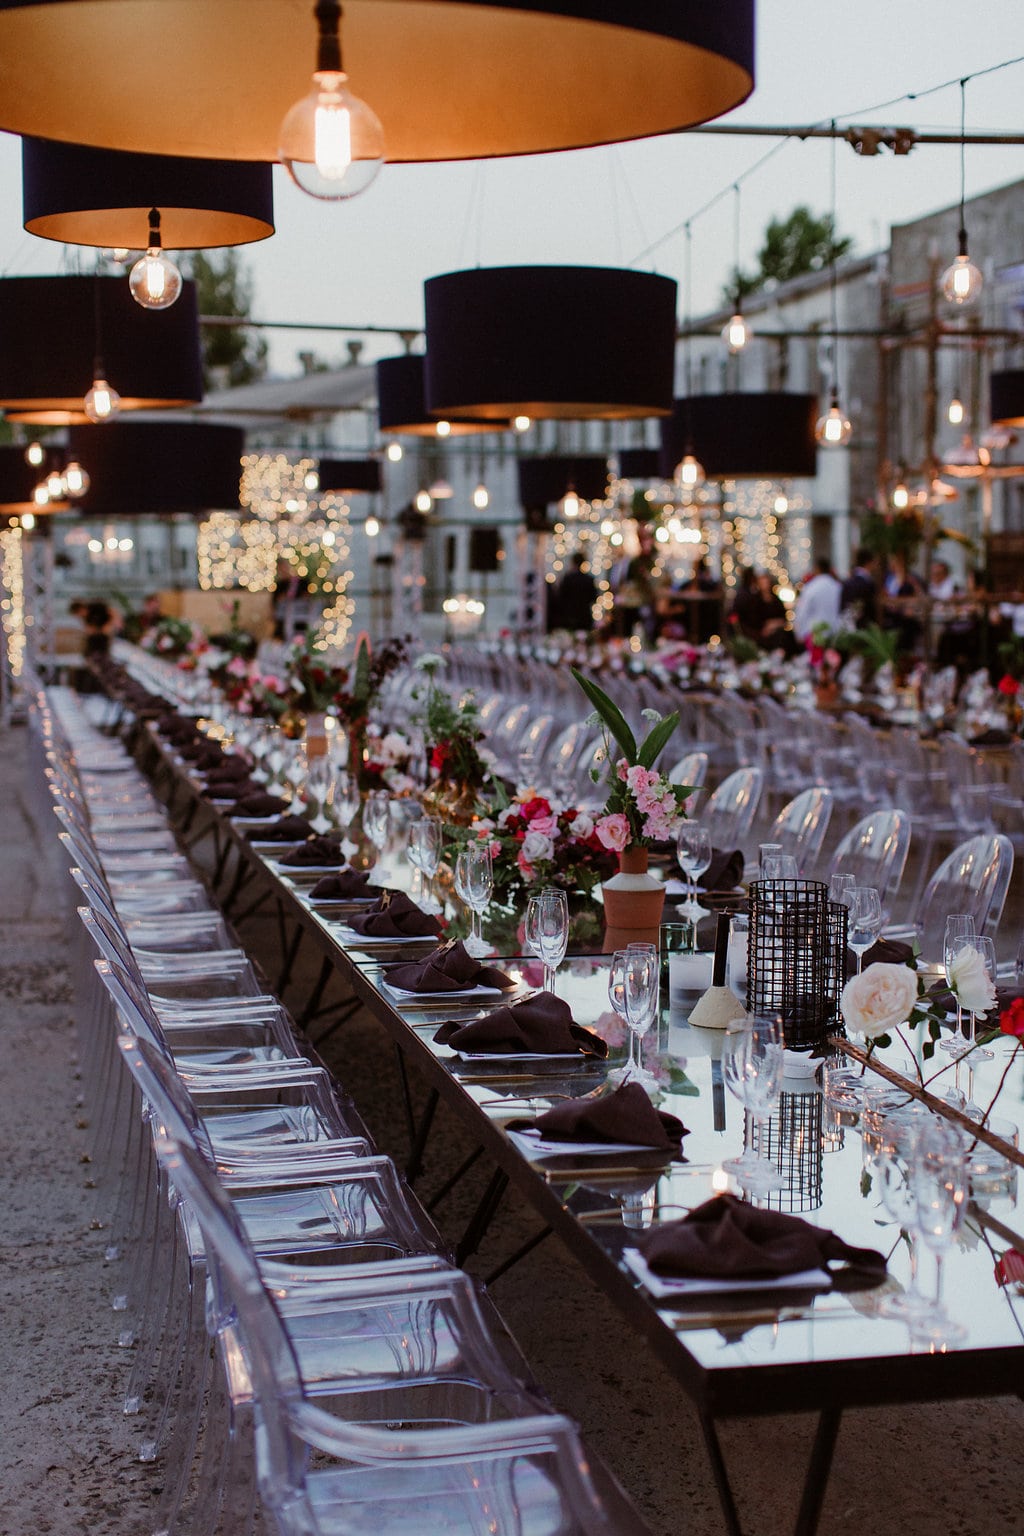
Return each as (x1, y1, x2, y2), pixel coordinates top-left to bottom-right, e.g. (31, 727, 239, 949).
(595, 759, 682, 847)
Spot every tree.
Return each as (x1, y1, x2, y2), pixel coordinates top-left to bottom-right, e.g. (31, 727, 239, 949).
(722, 206, 853, 305)
(187, 249, 268, 390)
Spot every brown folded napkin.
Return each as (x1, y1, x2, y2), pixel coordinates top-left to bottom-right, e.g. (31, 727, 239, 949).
(279, 834, 346, 868)
(507, 1080, 687, 1152)
(203, 755, 251, 783)
(185, 743, 226, 770)
(639, 1192, 887, 1290)
(701, 847, 745, 891)
(346, 891, 443, 940)
(159, 714, 201, 742)
(232, 791, 291, 817)
(433, 992, 609, 1057)
(969, 728, 1014, 747)
(385, 937, 512, 991)
(844, 936, 915, 978)
(310, 868, 383, 899)
(248, 815, 317, 843)
(205, 778, 261, 803)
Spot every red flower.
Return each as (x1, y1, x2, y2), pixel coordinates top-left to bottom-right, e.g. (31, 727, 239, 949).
(519, 795, 551, 821)
(995, 1248, 1024, 1287)
(997, 674, 1020, 697)
(999, 997, 1024, 1039)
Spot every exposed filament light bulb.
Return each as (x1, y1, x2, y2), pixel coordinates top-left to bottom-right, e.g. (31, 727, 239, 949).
(892, 481, 910, 510)
(278, 3, 384, 202)
(814, 389, 851, 448)
(63, 461, 90, 498)
(677, 453, 704, 490)
(84, 368, 120, 424)
(947, 395, 965, 426)
(722, 311, 751, 353)
(562, 488, 580, 518)
(941, 248, 983, 307)
(46, 469, 65, 501)
(385, 442, 403, 462)
(472, 482, 490, 509)
(129, 209, 183, 310)
(24, 441, 44, 468)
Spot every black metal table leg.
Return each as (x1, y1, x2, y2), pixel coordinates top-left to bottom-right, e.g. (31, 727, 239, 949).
(406, 1087, 440, 1184)
(793, 1406, 841, 1536)
(297, 956, 334, 1029)
(456, 1168, 509, 1266)
(698, 1411, 745, 1536)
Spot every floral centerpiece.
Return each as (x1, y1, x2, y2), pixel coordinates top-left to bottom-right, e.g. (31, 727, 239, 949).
(331, 632, 408, 789)
(571, 667, 691, 928)
(142, 615, 206, 660)
(413, 653, 494, 823)
(469, 790, 618, 906)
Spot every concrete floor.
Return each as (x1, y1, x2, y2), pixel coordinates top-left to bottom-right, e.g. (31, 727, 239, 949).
(2, 719, 1023, 1536)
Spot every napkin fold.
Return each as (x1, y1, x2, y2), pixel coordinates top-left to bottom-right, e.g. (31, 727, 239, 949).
(278, 834, 346, 867)
(248, 815, 317, 843)
(203, 755, 251, 783)
(346, 891, 443, 940)
(701, 847, 745, 891)
(205, 777, 261, 803)
(385, 937, 512, 991)
(508, 1080, 686, 1152)
(639, 1192, 887, 1290)
(158, 714, 201, 743)
(182, 742, 225, 769)
(433, 992, 609, 1058)
(231, 791, 291, 817)
(844, 935, 914, 977)
(309, 868, 383, 899)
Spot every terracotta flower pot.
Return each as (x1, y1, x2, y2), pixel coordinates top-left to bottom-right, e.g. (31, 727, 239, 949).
(601, 845, 666, 930)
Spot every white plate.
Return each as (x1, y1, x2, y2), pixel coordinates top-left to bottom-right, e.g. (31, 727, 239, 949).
(507, 1130, 652, 1156)
(332, 925, 437, 945)
(622, 1247, 830, 1300)
(268, 860, 346, 875)
(381, 979, 506, 1001)
(455, 1051, 585, 1064)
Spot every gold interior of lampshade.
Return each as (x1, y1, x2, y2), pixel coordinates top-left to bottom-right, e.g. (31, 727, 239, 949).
(0, 2, 753, 162)
(3, 399, 198, 423)
(25, 206, 273, 248)
(441, 398, 666, 421)
(380, 419, 503, 437)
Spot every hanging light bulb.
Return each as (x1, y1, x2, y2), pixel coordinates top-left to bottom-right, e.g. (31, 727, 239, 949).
(815, 389, 852, 448)
(513, 414, 531, 433)
(278, 0, 385, 202)
(676, 453, 705, 490)
(84, 366, 121, 423)
(472, 481, 490, 509)
(941, 244, 983, 307)
(947, 395, 965, 426)
(304, 469, 320, 492)
(128, 209, 183, 310)
(385, 442, 403, 462)
(46, 469, 65, 501)
(721, 309, 752, 353)
(773, 494, 789, 515)
(63, 460, 90, 498)
(20, 511, 35, 531)
(562, 486, 581, 518)
(434, 419, 452, 438)
(24, 441, 44, 468)
(365, 515, 380, 537)
(892, 480, 910, 510)
(32, 482, 49, 508)
(414, 489, 432, 513)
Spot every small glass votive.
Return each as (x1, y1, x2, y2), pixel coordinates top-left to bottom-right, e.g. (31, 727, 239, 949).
(660, 918, 695, 989)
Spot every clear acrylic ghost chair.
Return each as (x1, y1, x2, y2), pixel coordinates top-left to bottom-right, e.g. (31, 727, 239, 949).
(71, 865, 232, 952)
(701, 766, 765, 852)
(746, 786, 834, 880)
(77, 899, 266, 1003)
(826, 808, 912, 924)
(152, 1123, 622, 1536)
(667, 750, 709, 792)
(60, 826, 215, 916)
(888, 833, 1014, 965)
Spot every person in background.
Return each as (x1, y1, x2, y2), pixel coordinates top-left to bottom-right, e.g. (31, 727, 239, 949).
(82, 600, 114, 658)
(608, 523, 656, 639)
(552, 550, 597, 633)
(839, 546, 878, 628)
(929, 558, 957, 601)
(881, 554, 923, 654)
(793, 556, 842, 641)
(729, 565, 762, 641)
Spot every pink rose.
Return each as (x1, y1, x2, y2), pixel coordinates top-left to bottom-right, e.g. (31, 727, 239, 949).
(626, 764, 659, 795)
(596, 812, 631, 852)
(529, 813, 558, 837)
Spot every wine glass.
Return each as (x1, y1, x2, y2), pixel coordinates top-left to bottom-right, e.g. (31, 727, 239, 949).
(264, 735, 287, 795)
(676, 822, 712, 917)
(909, 1119, 969, 1343)
(848, 886, 882, 972)
(621, 941, 660, 1092)
(940, 918, 977, 1058)
(304, 757, 334, 833)
(363, 790, 391, 878)
(721, 1013, 785, 1193)
(761, 852, 798, 881)
(606, 949, 630, 1079)
(407, 817, 442, 913)
(828, 872, 856, 908)
(454, 845, 493, 958)
(524, 886, 569, 995)
(875, 1111, 933, 1324)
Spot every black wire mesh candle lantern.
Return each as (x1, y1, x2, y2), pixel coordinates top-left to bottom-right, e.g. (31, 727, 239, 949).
(746, 879, 846, 1051)
(752, 1089, 826, 1214)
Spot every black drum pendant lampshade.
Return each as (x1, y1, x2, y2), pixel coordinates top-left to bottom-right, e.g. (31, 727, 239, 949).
(424, 266, 678, 421)
(990, 370, 1024, 428)
(617, 447, 662, 481)
(0, 275, 204, 423)
(66, 422, 244, 515)
(22, 138, 275, 249)
(659, 394, 819, 480)
(376, 355, 499, 437)
(0, 2, 754, 164)
(517, 456, 609, 508)
(317, 457, 382, 494)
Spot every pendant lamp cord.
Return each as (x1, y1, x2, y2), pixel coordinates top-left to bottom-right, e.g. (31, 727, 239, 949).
(828, 119, 840, 399)
(732, 184, 742, 310)
(92, 267, 105, 378)
(315, 0, 342, 73)
(957, 77, 968, 257)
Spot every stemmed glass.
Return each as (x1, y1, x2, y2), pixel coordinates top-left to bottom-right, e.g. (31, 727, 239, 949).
(875, 1110, 933, 1324)
(908, 1119, 969, 1343)
(264, 735, 288, 795)
(455, 845, 494, 958)
(525, 886, 569, 995)
(721, 1012, 785, 1193)
(363, 789, 391, 878)
(621, 941, 660, 1092)
(407, 817, 442, 913)
(940, 916, 977, 1057)
(848, 886, 883, 972)
(305, 757, 335, 833)
(333, 770, 360, 839)
(828, 872, 856, 908)
(676, 822, 712, 918)
(284, 742, 307, 806)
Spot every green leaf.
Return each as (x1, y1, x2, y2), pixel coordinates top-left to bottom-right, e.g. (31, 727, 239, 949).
(571, 668, 637, 762)
(637, 710, 680, 768)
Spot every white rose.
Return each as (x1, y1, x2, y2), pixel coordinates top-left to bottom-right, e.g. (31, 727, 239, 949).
(569, 811, 594, 840)
(521, 829, 554, 864)
(840, 962, 919, 1039)
(949, 943, 997, 1016)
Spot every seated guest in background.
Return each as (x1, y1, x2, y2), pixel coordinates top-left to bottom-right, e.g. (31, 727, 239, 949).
(839, 546, 878, 628)
(83, 600, 115, 659)
(729, 565, 762, 641)
(753, 571, 799, 655)
(881, 554, 923, 654)
(929, 558, 957, 601)
(552, 551, 597, 633)
(793, 556, 842, 641)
